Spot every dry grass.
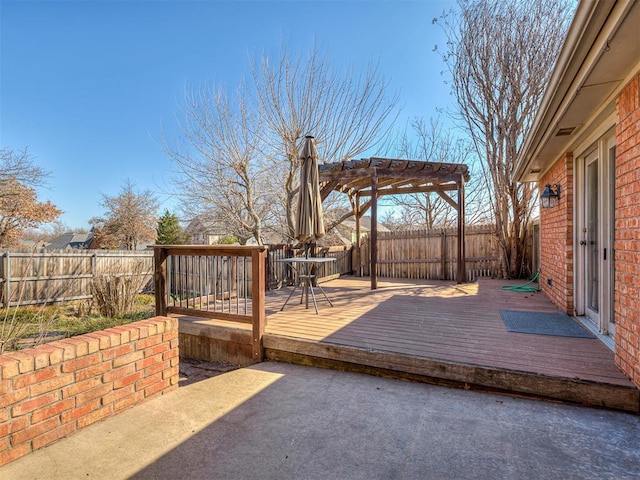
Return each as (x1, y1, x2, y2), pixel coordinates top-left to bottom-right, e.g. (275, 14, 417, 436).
(0, 294, 155, 353)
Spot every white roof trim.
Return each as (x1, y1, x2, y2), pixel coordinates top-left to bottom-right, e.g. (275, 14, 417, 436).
(515, 0, 635, 182)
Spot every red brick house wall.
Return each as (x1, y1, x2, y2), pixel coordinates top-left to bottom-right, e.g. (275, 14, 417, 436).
(539, 153, 574, 315)
(0, 317, 179, 467)
(614, 73, 640, 386)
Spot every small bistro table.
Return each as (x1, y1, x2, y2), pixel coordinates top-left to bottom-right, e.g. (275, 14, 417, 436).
(276, 257, 336, 314)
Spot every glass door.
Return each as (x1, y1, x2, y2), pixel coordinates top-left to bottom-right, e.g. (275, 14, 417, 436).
(578, 135, 615, 336)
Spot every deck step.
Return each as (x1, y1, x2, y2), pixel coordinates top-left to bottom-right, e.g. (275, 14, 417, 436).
(263, 334, 640, 414)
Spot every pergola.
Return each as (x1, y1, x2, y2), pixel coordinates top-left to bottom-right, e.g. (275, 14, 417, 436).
(318, 157, 471, 289)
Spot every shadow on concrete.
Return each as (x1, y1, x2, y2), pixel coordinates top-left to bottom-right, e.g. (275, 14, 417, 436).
(128, 362, 640, 480)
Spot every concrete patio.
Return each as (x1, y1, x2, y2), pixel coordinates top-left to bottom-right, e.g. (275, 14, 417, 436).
(1, 362, 638, 479)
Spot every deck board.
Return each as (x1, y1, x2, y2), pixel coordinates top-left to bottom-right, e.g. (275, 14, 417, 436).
(264, 277, 635, 389)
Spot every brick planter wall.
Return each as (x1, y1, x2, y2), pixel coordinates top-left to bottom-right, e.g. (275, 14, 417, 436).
(0, 316, 179, 467)
(539, 153, 574, 314)
(614, 73, 640, 387)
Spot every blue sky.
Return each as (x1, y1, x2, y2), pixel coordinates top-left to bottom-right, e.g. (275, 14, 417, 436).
(1, 0, 457, 229)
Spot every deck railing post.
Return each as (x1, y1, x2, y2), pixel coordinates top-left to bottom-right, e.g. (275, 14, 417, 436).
(154, 246, 168, 316)
(251, 247, 267, 362)
(264, 250, 270, 292)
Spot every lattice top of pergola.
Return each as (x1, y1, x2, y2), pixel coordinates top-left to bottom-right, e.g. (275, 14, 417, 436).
(319, 157, 470, 200)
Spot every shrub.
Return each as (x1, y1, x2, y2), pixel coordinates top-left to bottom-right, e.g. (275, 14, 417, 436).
(91, 260, 150, 317)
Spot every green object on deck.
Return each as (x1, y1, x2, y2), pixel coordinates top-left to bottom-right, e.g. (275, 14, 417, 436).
(501, 272, 540, 292)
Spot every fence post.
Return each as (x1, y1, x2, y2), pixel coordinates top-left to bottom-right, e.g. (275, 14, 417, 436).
(251, 247, 266, 362)
(440, 230, 447, 280)
(92, 252, 97, 299)
(285, 245, 294, 285)
(1, 252, 9, 307)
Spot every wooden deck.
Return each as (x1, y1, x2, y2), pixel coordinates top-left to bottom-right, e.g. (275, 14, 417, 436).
(261, 276, 639, 412)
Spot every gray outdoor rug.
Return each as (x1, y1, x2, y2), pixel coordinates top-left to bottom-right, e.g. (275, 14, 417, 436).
(500, 310, 596, 338)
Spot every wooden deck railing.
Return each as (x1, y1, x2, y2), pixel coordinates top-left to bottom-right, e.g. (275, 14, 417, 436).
(153, 245, 267, 362)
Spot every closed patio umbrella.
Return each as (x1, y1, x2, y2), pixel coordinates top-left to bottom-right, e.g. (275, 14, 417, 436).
(295, 135, 325, 250)
(283, 135, 333, 312)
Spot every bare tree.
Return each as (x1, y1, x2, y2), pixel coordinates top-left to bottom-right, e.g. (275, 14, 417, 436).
(90, 179, 159, 250)
(379, 207, 419, 231)
(167, 84, 274, 244)
(165, 45, 399, 245)
(0, 148, 50, 193)
(436, 0, 573, 278)
(22, 221, 88, 244)
(252, 46, 399, 241)
(380, 117, 491, 229)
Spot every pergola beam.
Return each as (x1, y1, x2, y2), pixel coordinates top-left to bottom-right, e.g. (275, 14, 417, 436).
(357, 183, 459, 197)
(320, 180, 340, 201)
(320, 167, 466, 183)
(437, 190, 459, 210)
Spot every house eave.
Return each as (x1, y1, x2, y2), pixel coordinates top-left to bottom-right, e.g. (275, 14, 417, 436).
(515, 0, 639, 183)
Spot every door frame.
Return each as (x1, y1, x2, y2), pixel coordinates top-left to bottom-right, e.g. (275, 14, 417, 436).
(574, 131, 615, 335)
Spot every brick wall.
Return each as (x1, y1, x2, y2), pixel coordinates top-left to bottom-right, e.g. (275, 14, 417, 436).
(0, 316, 179, 467)
(539, 153, 574, 314)
(614, 73, 640, 387)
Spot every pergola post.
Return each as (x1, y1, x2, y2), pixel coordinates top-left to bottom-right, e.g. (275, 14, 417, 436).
(371, 171, 378, 290)
(456, 175, 466, 283)
(355, 193, 361, 277)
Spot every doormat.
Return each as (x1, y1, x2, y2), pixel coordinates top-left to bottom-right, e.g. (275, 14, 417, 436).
(500, 310, 596, 338)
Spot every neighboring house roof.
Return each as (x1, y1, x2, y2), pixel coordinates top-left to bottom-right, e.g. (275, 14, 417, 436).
(185, 217, 227, 235)
(340, 216, 390, 233)
(246, 231, 289, 245)
(321, 228, 351, 247)
(515, 0, 640, 182)
(46, 232, 95, 250)
(185, 216, 234, 245)
(16, 239, 48, 249)
(330, 215, 390, 246)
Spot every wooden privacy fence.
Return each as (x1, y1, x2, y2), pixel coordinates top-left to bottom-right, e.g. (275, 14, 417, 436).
(358, 225, 536, 282)
(2, 225, 536, 307)
(0, 250, 154, 307)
